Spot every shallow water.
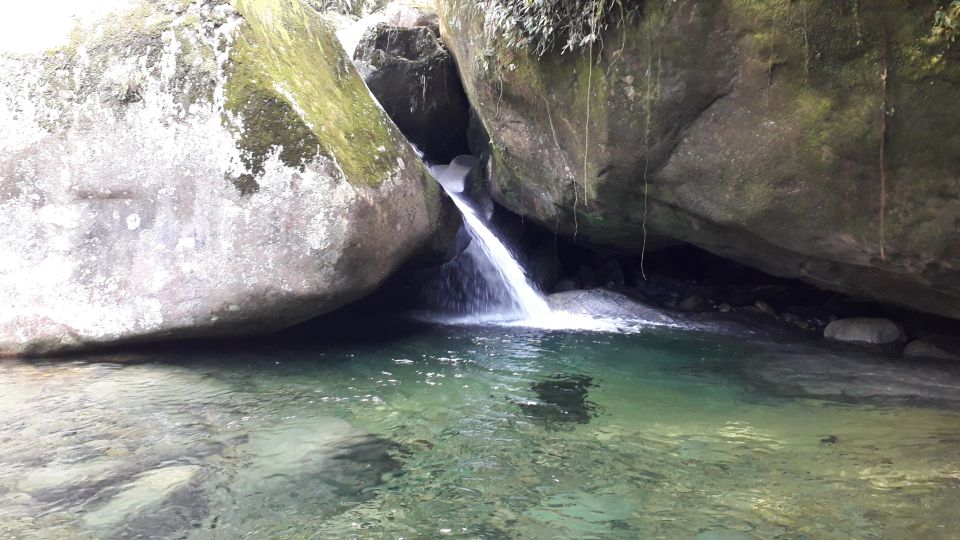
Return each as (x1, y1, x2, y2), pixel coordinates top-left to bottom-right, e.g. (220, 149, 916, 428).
(2, 323, 960, 539)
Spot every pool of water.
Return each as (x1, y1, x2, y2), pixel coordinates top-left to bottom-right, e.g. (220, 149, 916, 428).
(2, 322, 960, 539)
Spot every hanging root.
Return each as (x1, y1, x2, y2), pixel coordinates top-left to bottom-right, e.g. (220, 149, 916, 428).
(582, 43, 594, 203)
(543, 95, 578, 239)
(581, 0, 605, 204)
(638, 15, 659, 281)
(878, 7, 890, 262)
(879, 63, 888, 261)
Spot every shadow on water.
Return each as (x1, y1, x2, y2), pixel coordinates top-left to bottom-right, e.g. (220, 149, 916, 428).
(518, 374, 598, 428)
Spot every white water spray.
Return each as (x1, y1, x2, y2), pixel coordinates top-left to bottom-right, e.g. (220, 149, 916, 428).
(448, 190, 552, 318)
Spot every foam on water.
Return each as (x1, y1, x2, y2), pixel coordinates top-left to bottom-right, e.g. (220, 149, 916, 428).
(412, 309, 682, 334)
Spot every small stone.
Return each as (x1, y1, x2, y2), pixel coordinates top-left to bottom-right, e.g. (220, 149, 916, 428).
(754, 300, 777, 316)
(596, 259, 625, 287)
(904, 337, 960, 361)
(782, 313, 812, 330)
(718, 303, 732, 313)
(823, 318, 907, 345)
(678, 295, 706, 312)
(554, 278, 580, 293)
(105, 446, 129, 458)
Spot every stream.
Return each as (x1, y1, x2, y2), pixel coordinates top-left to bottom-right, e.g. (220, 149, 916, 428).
(2, 322, 960, 539)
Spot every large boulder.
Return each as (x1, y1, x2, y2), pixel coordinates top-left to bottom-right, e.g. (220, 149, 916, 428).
(353, 18, 470, 161)
(0, 0, 446, 356)
(437, 0, 960, 319)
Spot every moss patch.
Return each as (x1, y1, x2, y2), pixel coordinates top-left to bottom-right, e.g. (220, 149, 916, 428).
(228, 0, 403, 190)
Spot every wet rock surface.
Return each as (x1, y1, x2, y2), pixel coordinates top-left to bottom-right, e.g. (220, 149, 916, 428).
(547, 289, 676, 325)
(747, 345, 960, 408)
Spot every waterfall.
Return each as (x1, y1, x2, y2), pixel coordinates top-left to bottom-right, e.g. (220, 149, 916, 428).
(417, 156, 636, 333)
(429, 158, 552, 321)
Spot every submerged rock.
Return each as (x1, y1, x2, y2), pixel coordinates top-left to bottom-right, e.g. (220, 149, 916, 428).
(438, 1, 960, 320)
(519, 374, 596, 427)
(824, 318, 907, 345)
(0, 0, 445, 356)
(222, 416, 404, 528)
(749, 347, 960, 406)
(82, 465, 200, 530)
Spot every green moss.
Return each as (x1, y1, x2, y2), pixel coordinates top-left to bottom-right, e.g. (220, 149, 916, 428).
(794, 89, 833, 149)
(222, 43, 323, 194)
(228, 0, 402, 190)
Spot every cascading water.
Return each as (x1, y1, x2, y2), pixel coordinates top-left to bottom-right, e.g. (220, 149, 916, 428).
(418, 155, 632, 332)
(428, 157, 551, 321)
(446, 189, 553, 319)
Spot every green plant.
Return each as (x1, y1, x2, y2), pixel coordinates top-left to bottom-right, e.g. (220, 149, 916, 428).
(933, 1, 960, 43)
(307, 0, 387, 18)
(477, 0, 644, 57)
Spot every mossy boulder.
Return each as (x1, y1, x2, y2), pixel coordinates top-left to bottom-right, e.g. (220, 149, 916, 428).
(438, 0, 960, 319)
(0, 0, 445, 356)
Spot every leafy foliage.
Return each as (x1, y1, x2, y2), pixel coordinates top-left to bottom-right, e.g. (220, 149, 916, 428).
(477, 0, 645, 57)
(307, 0, 388, 18)
(933, 1, 960, 44)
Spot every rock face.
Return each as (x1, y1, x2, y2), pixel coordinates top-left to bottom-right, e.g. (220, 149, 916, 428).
(823, 318, 907, 345)
(0, 0, 445, 356)
(353, 14, 470, 161)
(437, 0, 960, 319)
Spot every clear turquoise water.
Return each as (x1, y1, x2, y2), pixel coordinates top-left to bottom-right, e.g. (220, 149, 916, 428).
(2, 322, 960, 539)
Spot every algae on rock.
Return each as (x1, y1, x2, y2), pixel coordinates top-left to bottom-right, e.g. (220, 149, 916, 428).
(227, 0, 406, 192)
